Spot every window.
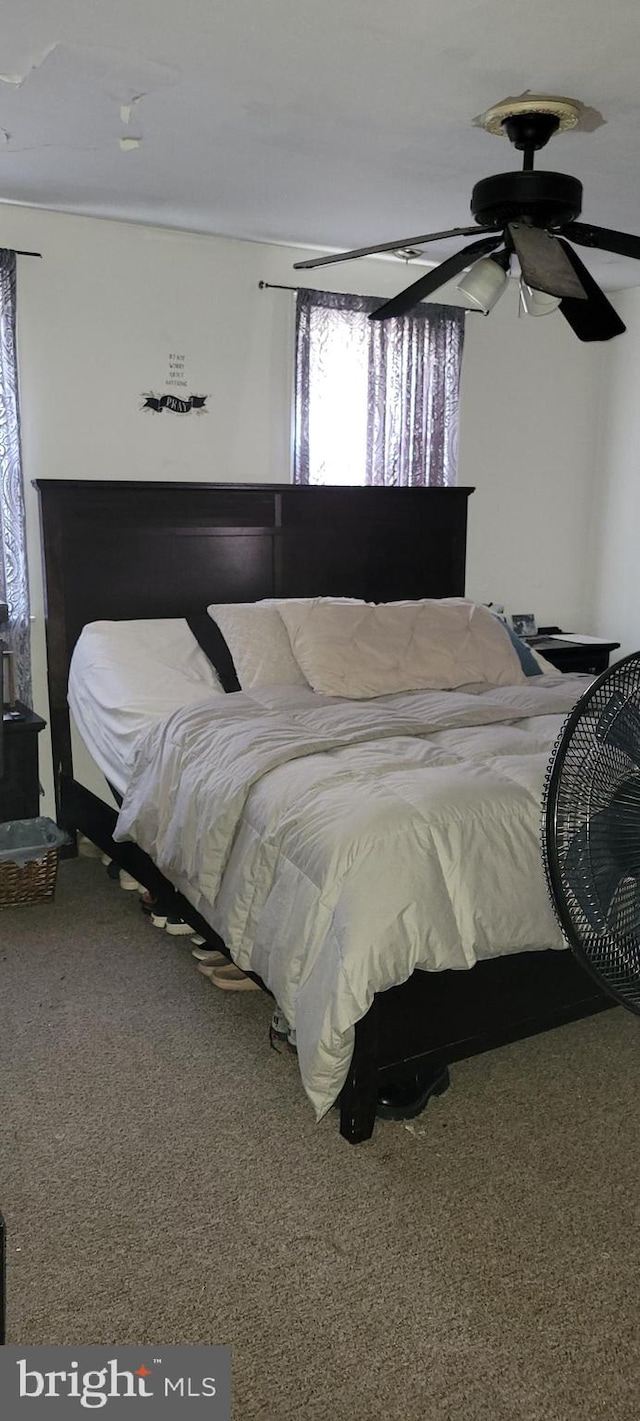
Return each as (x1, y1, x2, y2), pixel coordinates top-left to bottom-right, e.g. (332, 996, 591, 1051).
(0, 249, 31, 704)
(294, 288, 465, 487)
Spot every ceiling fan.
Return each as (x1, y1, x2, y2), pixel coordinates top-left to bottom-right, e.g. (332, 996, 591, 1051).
(294, 98, 640, 341)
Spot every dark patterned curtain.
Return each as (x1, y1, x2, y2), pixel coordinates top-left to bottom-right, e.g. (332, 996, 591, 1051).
(294, 287, 465, 487)
(0, 249, 31, 703)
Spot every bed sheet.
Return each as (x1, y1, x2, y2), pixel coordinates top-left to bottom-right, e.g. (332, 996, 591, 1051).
(113, 675, 591, 1118)
(68, 620, 224, 793)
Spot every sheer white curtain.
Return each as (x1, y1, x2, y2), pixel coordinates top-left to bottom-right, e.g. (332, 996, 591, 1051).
(294, 288, 465, 487)
(0, 249, 31, 703)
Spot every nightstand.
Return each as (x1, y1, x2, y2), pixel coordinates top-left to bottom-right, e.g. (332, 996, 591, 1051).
(0, 702, 47, 821)
(526, 636, 620, 676)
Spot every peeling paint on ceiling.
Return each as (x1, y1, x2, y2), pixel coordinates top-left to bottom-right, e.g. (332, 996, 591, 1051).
(0, 43, 58, 88)
(0, 1, 639, 288)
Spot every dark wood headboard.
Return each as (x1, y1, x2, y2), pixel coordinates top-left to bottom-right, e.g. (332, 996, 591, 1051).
(36, 479, 473, 814)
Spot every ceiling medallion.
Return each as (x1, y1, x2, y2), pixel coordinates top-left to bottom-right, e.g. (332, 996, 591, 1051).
(478, 96, 583, 138)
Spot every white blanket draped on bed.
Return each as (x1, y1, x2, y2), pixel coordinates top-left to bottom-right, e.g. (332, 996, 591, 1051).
(113, 677, 588, 1117)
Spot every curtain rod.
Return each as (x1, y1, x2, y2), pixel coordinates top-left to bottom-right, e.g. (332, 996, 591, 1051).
(258, 280, 377, 300)
(15, 249, 42, 259)
(259, 280, 300, 294)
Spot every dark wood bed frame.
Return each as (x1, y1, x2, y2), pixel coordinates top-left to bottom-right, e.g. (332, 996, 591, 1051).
(36, 479, 611, 1143)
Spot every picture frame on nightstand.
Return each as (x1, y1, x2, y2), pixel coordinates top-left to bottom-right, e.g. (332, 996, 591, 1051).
(511, 613, 537, 639)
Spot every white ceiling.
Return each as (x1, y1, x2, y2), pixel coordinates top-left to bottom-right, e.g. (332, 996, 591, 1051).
(2, 0, 640, 287)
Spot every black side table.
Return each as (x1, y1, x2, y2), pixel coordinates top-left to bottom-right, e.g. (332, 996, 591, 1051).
(0, 702, 47, 822)
(527, 637, 620, 676)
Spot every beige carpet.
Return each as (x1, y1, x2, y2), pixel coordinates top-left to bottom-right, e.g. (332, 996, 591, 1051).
(1, 857, 640, 1419)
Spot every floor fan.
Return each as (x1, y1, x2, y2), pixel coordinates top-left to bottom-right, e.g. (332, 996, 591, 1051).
(542, 652, 640, 1013)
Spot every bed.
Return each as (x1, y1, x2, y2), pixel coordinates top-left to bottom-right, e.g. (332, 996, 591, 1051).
(36, 479, 611, 1143)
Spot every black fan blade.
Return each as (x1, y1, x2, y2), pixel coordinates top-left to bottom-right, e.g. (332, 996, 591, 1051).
(564, 776, 640, 932)
(563, 221, 640, 264)
(557, 240, 626, 342)
(595, 692, 640, 771)
(293, 225, 499, 271)
(508, 222, 587, 299)
(368, 234, 503, 322)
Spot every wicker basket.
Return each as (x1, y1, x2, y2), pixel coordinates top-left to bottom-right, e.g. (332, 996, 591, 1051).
(0, 818, 67, 908)
(0, 847, 59, 907)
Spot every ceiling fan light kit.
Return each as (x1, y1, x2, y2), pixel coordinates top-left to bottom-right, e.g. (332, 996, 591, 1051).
(293, 96, 640, 341)
(456, 252, 509, 314)
(518, 281, 561, 318)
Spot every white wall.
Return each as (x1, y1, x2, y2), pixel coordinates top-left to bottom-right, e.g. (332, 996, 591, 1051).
(587, 285, 640, 661)
(460, 284, 604, 627)
(0, 202, 606, 812)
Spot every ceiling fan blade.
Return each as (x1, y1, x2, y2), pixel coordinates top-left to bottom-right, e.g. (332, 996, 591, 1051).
(293, 225, 499, 271)
(368, 234, 504, 321)
(508, 223, 587, 299)
(557, 240, 626, 342)
(563, 221, 640, 264)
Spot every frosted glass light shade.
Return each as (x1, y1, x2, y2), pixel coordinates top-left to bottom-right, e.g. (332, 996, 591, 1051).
(518, 279, 561, 317)
(457, 257, 508, 314)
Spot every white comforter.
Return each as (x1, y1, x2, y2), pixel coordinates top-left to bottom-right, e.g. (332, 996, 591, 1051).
(113, 677, 589, 1117)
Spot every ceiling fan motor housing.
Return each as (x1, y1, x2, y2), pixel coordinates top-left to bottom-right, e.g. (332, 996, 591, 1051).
(471, 171, 583, 229)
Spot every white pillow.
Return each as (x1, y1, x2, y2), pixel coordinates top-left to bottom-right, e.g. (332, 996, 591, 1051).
(72, 618, 225, 700)
(206, 602, 310, 689)
(68, 618, 225, 785)
(276, 598, 526, 698)
(206, 598, 364, 690)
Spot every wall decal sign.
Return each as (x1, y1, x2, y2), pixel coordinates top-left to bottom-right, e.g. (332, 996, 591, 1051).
(142, 351, 209, 414)
(142, 393, 208, 414)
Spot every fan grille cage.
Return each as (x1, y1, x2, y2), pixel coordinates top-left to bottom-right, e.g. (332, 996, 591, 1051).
(542, 651, 640, 1013)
